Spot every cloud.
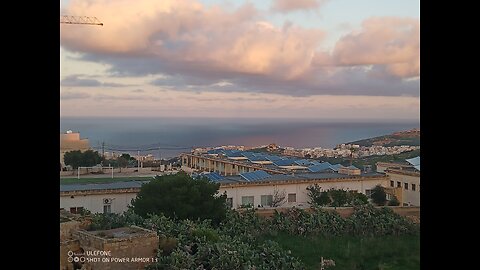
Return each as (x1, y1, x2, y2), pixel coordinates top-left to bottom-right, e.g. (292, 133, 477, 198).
(131, 89, 145, 93)
(330, 17, 419, 78)
(60, 1, 419, 97)
(93, 93, 160, 101)
(271, 0, 328, 13)
(61, 74, 131, 87)
(60, 92, 91, 100)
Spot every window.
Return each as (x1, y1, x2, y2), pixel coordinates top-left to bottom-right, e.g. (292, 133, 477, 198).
(390, 180, 394, 187)
(386, 193, 392, 200)
(241, 196, 254, 206)
(103, 204, 111, 214)
(288, 193, 296, 203)
(261, 195, 273, 207)
(404, 183, 409, 190)
(365, 189, 373, 197)
(412, 184, 416, 191)
(226, 197, 233, 208)
(69, 207, 84, 214)
(397, 181, 401, 188)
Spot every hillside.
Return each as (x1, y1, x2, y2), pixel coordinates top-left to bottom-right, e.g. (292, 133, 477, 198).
(347, 128, 420, 147)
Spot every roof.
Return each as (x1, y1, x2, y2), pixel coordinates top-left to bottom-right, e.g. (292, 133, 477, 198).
(203, 172, 224, 182)
(60, 181, 149, 192)
(406, 156, 420, 169)
(240, 170, 271, 181)
(273, 159, 296, 166)
(219, 171, 385, 185)
(308, 162, 333, 172)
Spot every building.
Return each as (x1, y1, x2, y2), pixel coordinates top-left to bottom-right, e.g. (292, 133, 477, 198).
(216, 171, 389, 209)
(377, 156, 420, 206)
(60, 181, 147, 214)
(60, 130, 91, 168)
(182, 150, 391, 209)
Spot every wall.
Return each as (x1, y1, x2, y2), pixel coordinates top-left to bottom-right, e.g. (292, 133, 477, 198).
(386, 171, 420, 206)
(72, 227, 159, 270)
(219, 178, 388, 209)
(60, 167, 158, 176)
(60, 220, 82, 242)
(60, 191, 138, 214)
(60, 239, 80, 270)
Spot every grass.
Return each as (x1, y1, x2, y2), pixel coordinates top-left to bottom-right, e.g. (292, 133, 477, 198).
(263, 233, 420, 270)
(60, 176, 153, 185)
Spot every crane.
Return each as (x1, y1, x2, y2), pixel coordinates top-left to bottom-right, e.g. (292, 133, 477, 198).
(60, 15, 103, 26)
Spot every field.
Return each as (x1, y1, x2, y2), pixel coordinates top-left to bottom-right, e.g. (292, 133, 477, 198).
(264, 233, 420, 270)
(60, 176, 153, 185)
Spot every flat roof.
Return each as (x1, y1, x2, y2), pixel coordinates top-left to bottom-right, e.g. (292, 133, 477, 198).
(219, 171, 385, 185)
(60, 180, 149, 192)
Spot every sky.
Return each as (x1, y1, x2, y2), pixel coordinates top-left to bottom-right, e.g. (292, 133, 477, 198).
(60, 0, 420, 120)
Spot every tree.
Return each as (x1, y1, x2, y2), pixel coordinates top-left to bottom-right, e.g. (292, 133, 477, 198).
(330, 189, 349, 207)
(64, 150, 102, 169)
(306, 184, 323, 206)
(388, 195, 400, 206)
(117, 156, 128, 172)
(270, 187, 286, 207)
(131, 172, 227, 224)
(371, 185, 387, 206)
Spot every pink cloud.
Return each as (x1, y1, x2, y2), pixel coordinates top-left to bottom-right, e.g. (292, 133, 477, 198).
(60, 1, 419, 96)
(330, 17, 419, 77)
(61, 0, 324, 80)
(271, 0, 328, 13)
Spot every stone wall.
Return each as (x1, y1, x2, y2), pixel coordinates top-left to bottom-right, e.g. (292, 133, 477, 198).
(71, 226, 159, 270)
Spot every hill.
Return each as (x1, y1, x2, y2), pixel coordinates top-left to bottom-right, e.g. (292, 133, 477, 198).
(347, 128, 420, 147)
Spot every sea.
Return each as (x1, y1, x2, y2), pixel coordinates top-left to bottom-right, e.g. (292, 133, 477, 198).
(60, 117, 420, 159)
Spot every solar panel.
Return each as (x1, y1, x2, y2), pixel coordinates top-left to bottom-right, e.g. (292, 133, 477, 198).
(273, 159, 296, 166)
(265, 155, 283, 161)
(248, 156, 268, 161)
(294, 159, 311, 166)
(309, 160, 322, 166)
(204, 172, 224, 181)
(329, 164, 344, 171)
(240, 170, 271, 182)
(308, 162, 333, 172)
(223, 150, 242, 156)
(207, 149, 224, 155)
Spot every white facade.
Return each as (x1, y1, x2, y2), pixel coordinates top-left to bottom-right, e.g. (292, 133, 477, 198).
(386, 170, 420, 206)
(60, 191, 138, 214)
(219, 177, 388, 209)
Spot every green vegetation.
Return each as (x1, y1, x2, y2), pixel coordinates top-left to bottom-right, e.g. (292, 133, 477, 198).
(88, 204, 419, 269)
(264, 233, 420, 270)
(60, 176, 153, 185)
(131, 172, 227, 224)
(371, 185, 387, 206)
(317, 149, 420, 170)
(63, 150, 103, 169)
(307, 184, 369, 207)
(347, 130, 420, 147)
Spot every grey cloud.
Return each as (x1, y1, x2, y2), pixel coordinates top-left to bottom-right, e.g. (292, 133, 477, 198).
(60, 92, 91, 100)
(60, 75, 132, 87)
(93, 94, 161, 101)
(131, 89, 145, 93)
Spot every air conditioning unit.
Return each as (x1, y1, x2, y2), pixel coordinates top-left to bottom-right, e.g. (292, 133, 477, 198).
(103, 198, 112, 204)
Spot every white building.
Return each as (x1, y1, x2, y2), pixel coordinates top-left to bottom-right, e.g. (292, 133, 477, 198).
(60, 181, 146, 214)
(216, 172, 389, 209)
